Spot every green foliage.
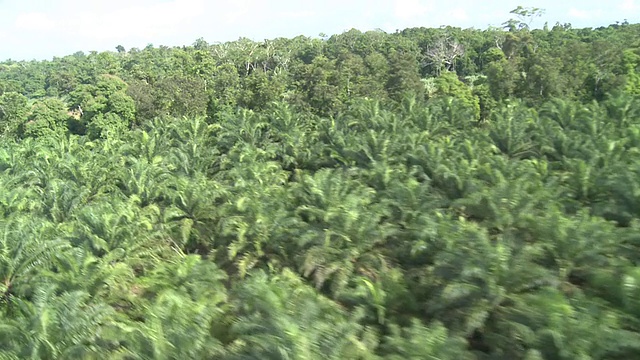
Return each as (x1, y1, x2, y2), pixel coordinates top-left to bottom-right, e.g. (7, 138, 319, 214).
(387, 49, 424, 101)
(153, 74, 208, 118)
(430, 71, 481, 121)
(382, 319, 474, 359)
(68, 74, 136, 134)
(225, 269, 372, 359)
(22, 98, 70, 138)
(0, 92, 28, 136)
(87, 113, 129, 139)
(623, 49, 640, 95)
(503, 6, 546, 31)
(0, 15, 640, 360)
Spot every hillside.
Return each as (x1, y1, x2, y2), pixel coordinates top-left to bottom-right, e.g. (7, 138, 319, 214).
(1, 13, 640, 359)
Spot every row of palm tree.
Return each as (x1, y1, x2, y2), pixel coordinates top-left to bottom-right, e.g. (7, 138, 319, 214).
(1, 93, 640, 358)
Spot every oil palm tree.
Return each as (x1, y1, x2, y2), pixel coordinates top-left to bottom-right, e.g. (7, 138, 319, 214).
(116, 255, 228, 359)
(487, 103, 537, 159)
(289, 169, 395, 297)
(167, 116, 220, 177)
(224, 269, 374, 360)
(1, 285, 122, 359)
(0, 217, 71, 302)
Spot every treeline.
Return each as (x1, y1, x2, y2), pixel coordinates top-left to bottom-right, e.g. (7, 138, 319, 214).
(1, 17, 639, 136)
(0, 10, 640, 360)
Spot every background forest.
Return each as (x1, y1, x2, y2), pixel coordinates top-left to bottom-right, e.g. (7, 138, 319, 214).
(1, 8, 640, 359)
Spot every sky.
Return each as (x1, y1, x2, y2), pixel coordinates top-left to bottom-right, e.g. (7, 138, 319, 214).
(0, 0, 638, 61)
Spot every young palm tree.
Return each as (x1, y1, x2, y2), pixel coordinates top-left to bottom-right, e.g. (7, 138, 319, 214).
(289, 169, 395, 297)
(381, 319, 474, 359)
(1, 285, 121, 359)
(116, 156, 175, 208)
(224, 269, 374, 360)
(0, 217, 71, 302)
(161, 175, 229, 254)
(117, 255, 228, 359)
(167, 116, 220, 176)
(487, 103, 537, 159)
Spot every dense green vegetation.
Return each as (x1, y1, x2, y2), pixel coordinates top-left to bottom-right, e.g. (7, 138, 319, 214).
(1, 8, 640, 359)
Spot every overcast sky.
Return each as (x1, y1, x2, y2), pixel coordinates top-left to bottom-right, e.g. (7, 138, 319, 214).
(0, 0, 637, 61)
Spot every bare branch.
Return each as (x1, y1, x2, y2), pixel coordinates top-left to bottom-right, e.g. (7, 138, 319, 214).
(424, 36, 465, 75)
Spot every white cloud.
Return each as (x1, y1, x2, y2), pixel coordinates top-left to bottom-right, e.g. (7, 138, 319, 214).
(567, 7, 602, 20)
(619, 0, 640, 10)
(450, 7, 469, 21)
(2, 0, 634, 61)
(568, 8, 590, 19)
(393, 0, 432, 20)
(224, 0, 263, 25)
(62, 0, 206, 40)
(14, 12, 56, 31)
(280, 10, 315, 19)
